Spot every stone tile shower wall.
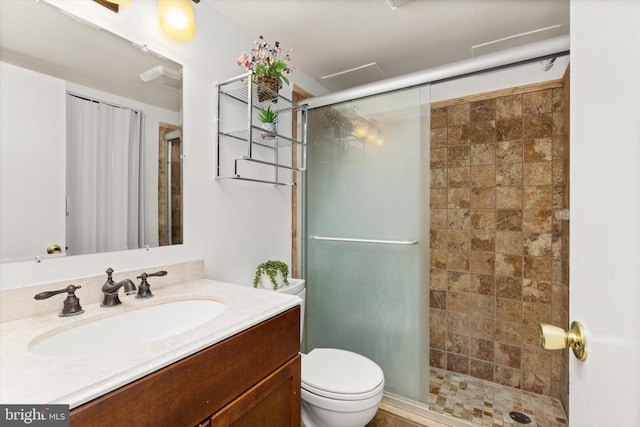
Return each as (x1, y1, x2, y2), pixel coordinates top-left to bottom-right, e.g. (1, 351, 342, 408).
(158, 124, 183, 246)
(429, 73, 570, 407)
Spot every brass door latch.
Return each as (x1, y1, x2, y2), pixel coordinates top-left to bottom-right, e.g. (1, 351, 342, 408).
(47, 244, 62, 254)
(538, 321, 587, 361)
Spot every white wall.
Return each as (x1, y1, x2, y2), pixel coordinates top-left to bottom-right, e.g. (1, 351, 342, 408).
(0, 62, 66, 262)
(0, 0, 328, 289)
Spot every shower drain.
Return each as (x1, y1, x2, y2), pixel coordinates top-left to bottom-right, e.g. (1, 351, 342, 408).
(509, 411, 532, 424)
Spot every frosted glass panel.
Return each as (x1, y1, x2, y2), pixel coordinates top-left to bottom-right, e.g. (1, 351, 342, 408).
(305, 88, 429, 403)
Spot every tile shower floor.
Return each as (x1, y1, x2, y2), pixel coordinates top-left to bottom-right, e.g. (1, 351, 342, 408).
(428, 367, 568, 427)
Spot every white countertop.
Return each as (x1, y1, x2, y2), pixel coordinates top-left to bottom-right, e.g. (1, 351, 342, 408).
(0, 280, 300, 408)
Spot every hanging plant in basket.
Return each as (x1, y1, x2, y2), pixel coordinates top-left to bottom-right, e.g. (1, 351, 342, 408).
(237, 36, 295, 102)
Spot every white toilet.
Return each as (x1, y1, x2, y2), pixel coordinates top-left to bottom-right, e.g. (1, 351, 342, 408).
(275, 279, 385, 427)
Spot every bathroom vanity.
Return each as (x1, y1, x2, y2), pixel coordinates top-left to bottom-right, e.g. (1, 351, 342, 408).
(71, 307, 300, 427)
(0, 270, 301, 427)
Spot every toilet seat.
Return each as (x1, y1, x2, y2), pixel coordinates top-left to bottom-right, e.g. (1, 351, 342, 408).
(302, 348, 384, 401)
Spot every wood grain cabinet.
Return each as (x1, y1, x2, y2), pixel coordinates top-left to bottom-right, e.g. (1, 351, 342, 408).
(70, 307, 300, 427)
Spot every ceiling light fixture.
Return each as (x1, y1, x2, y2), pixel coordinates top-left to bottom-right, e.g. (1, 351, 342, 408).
(96, 0, 198, 40)
(158, 0, 195, 41)
(354, 118, 384, 146)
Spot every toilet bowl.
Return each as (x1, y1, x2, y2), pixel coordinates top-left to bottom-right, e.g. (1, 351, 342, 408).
(273, 279, 385, 427)
(301, 348, 384, 427)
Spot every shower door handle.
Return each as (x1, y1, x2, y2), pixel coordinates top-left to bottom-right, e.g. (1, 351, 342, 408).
(538, 321, 588, 361)
(310, 235, 418, 245)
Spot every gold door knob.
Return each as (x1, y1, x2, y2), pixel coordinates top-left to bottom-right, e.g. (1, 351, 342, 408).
(47, 244, 62, 254)
(537, 321, 587, 361)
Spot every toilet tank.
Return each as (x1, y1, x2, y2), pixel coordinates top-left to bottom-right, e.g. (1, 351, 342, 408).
(274, 279, 305, 343)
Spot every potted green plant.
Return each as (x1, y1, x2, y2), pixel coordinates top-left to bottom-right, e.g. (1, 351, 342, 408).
(259, 105, 278, 139)
(253, 260, 290, 290)
(237, 35, 295, 101)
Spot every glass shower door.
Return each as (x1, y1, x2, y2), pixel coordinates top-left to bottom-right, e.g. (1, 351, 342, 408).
(304, 87, 429, 403)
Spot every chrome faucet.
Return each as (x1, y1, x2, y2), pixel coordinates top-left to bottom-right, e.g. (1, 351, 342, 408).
(101, 268, 136, 307)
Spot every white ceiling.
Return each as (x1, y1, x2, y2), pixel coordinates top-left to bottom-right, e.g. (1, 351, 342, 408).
(0, 0, 182, 112)
(208, 0, 570, 92)
(0, 0, 570, 104)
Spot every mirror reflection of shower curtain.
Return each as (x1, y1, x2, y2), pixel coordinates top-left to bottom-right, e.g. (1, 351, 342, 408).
(305, 87, 430, 403)
(66, 94, 144, 255)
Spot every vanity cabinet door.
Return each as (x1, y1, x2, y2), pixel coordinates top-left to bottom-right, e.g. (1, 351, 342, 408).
(209, 354, 301, 427)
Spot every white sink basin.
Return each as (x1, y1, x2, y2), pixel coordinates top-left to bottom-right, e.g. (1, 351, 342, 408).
(30, 299, 225, 357)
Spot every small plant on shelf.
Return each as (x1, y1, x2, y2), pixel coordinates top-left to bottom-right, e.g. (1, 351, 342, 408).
(259, 105, 278, 138)
(253, 260, 290, 290)
(259, 105, 278, 125)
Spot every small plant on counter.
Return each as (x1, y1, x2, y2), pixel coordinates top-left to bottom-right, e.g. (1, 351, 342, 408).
(253, 260, 290, 290)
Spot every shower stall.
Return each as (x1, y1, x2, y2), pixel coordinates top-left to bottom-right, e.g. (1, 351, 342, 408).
(300, 36, 571, 425)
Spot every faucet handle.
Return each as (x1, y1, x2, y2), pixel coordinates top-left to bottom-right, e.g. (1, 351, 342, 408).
(135, 271, 167, 299)
(34, 284, 84, 317)
(142, 270, 168, 278)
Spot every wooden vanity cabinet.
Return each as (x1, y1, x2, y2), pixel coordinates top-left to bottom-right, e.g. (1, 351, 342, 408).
(70, 307, 300, 427)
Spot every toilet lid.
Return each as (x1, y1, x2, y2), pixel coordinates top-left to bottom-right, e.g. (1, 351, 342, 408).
(302, 348, 384, 398)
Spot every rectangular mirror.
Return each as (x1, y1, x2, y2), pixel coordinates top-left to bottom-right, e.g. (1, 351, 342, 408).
(0, 1, 183, 263)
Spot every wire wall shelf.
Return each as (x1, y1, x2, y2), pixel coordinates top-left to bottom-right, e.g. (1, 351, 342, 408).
(216, 73, 307, 186)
